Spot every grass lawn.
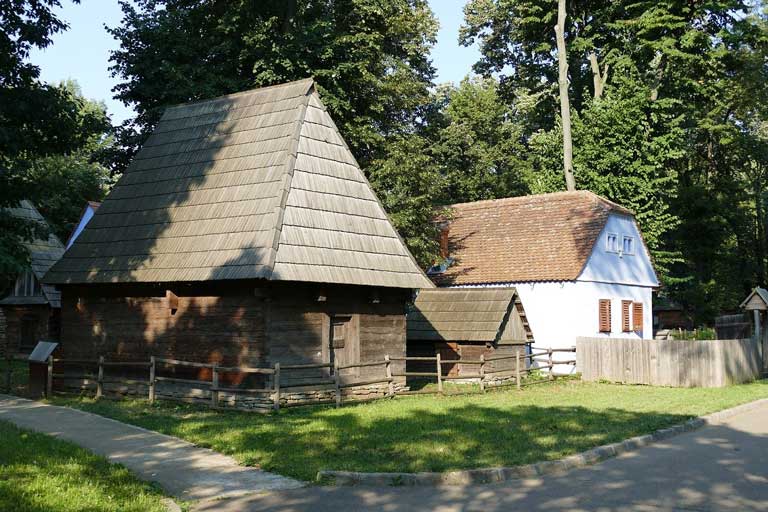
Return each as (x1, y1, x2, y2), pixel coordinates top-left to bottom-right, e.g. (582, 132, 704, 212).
(52, 379, 768, 482)
(0, 420, 170, 512)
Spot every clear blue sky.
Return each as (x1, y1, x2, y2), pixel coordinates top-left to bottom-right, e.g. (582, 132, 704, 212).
(28, 0, 480, 125)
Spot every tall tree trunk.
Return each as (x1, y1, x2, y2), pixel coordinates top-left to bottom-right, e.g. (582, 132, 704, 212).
(555, 0, 576, 191)
(588, 52, 608, 99)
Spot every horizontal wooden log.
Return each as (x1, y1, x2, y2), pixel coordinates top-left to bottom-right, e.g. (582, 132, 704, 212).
(52, 373, 97, 379)
(390, 356, 436, 361)
(155, 358, 214, 369)
(217, 366, 275, 375)
(52, 359, 98, 365)
(443, 374, 482, 380)
(280, 379, 335, 389)
(101, 361, 152, 367)
(281, 363, 332, 370)
(393, 372, 437, 377)
(101, 378, 149, 385)
(338, 378, 391, 388)
(440, 359, 482, 365)
(212, 386, 273, 394)
(337, 360, 387, 370)
(155, 376, 211, 386)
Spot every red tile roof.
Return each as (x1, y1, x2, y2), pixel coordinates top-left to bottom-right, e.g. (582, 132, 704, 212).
(435, 191, 633, 285)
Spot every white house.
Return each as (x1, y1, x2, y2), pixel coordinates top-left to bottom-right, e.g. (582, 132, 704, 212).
(430, 191, 659, 373)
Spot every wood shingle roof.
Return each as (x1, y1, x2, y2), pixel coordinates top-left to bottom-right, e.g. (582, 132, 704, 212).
(1, 201, 65, 307)
(407, 288, 532, 342)
(435, 191, 633, 285)
(44, 79, 432, 289)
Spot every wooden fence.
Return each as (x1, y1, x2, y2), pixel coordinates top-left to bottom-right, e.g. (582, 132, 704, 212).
(577, 337, 761, 387)
(46, 347, 575, 412)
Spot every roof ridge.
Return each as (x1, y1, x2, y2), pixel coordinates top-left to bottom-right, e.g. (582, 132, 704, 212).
(266, 83, 314, 278)
(449, 190, 633, 216)
(163, 77, 315, 114)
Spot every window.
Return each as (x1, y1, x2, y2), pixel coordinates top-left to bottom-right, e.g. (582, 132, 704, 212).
(606, 233, 619, 253)
(622, 236, 635, 255)
(621, 300, 632, 332)
(633, 302, 644, 334)
(599, 299, 612, 333)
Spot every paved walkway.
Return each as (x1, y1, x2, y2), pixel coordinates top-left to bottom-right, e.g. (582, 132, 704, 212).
(0, 395, 302, 501)
(197, 402, 768, 512)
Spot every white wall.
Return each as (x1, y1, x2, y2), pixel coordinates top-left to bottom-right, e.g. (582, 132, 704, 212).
(462, 281, 653, 374)
(579, 213, 659, 287)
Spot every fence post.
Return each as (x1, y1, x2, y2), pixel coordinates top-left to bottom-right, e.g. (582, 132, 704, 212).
(210, 363, 219, 409)
(46, 356, 53, 398)
(385, 355, 394, 397)
(273, 362, 281, 411)
(334, 360, 342, 408)
(548, 348, 554, 381)
(96, 356, 104, 399)
(479, 354, 486, 392)
(4, 355, 11, 393)
(148, 356, 156, 404)
(436, 352, 443, 394)
(515, 351, 521, 390)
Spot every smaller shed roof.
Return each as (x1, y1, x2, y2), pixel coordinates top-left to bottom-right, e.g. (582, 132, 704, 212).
(0, 201, 64, 307)
(407, 288, 532, 343)
(740, 287, 768, 310)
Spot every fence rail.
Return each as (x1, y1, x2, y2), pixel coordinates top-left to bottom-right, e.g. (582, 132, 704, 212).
(45, 347, 575, 412)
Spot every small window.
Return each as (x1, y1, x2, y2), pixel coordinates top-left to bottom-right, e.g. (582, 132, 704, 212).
(606, 233, 618, 253)
(622, 236, 635, 255)
(599, 299, 612, 333)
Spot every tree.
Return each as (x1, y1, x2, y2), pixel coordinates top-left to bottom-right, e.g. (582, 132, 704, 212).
(108, 0, 438, 169)
(554, 0, 575, 191)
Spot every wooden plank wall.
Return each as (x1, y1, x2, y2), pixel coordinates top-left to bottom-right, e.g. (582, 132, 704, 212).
(577, 337, 761, 387)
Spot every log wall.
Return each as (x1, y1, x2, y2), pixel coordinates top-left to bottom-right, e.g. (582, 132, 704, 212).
(577, 337, 761, 387)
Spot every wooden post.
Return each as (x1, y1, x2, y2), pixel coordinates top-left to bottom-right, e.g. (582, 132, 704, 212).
(273, 363, 281, 411)
(436, 352, 443, 394)
(96, 356, 104, 399)
(210, 363, 219, 409)
(46, 356, 53, 398)
(479, 354, 486, 392)
(334, 360, 341, 408)
(548, 348, 555, 381)
(385, 355, 394, 397)
(148, 356, 156, 404)
(515, 351, 521, 390)
(4, 355, 11, 393)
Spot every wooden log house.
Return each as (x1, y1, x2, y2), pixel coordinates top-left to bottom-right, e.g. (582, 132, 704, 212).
(43, 79, 433, 390)
(1, 201, 64, 356)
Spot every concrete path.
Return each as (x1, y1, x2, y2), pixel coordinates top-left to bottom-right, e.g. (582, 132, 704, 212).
(0, 395, 303, 501)
(196, 402, 768, 512)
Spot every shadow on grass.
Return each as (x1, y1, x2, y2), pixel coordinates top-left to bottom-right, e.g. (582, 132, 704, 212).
(58, 397, 693, 482)
(0, 420, 166, 512)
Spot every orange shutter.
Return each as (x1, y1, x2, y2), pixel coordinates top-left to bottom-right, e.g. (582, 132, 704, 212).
(621, 300, 632, 332)
(633, 302, 644, 332)
(599, 299, 611, 333)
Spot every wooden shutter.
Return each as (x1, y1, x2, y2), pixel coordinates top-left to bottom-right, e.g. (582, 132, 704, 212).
(599, 299, 611, 333)
(621, 300, 632, 332)
(633, 302, 644, 332)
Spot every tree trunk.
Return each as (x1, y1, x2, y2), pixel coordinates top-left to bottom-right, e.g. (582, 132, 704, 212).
(588, 52, 608, 99)
(555, 0, 576, 191)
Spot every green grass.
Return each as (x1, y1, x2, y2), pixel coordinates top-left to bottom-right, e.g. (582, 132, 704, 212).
(52, 380, 768, 482)
(0, 359, 28, 394)
(0, 420, 170, 512)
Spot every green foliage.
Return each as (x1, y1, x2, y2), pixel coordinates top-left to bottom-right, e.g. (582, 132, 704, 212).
(108, 0, 438, 167)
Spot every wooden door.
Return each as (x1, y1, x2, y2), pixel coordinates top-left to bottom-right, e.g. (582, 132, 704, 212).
(329, 315, 359, 376)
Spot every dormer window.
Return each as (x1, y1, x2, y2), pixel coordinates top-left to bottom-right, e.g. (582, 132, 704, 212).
(622, 236, 635, 255)
(606, 233, 619, 253)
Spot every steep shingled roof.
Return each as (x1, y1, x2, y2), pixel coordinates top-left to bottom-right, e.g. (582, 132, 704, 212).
(435, 191, 633, 285)
(45, 79, 432, 289)
(407, 288, 532, 343)
(0, 200, 64, 307)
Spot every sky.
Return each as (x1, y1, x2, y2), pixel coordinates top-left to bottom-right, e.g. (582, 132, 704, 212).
(28, 0, 481, 125)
